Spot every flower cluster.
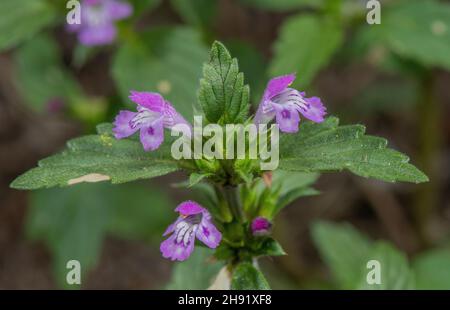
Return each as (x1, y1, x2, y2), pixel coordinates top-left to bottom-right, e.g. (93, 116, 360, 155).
(112, 74, 326, 261)
(113, 91, 191, 151)
(67, 0, 132, 46)
(255, 74, 326, 133)
(160, 201, 222, 261)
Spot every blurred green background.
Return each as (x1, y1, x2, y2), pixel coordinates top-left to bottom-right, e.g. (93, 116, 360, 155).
(0, 0, 449, 289)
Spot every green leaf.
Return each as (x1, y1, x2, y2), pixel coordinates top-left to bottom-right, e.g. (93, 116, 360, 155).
(27, 184, 110, 288)
(279, 117, 429, 183)
(413, 246, 450, 289)
(0, 0, 56, 51)
(166, 248, 223, 289)
(231, 262, 270, 290)
(107, 184, 173, 243)
(128, 0, 161, 16)
(269, 14, 343, 87)
(112, 27, 208, 120)
(378, 0, 450, 70)
(10, 124, 179, 190)
(189, 172, 212, 187)
(251, 237, 286, 257)
(358, 242, 415, 290)
(226, 41, 267, 103)
(27, 182, 172, 288)
(170, 0, 217, 29)
(239, 0, 323, 11)
(198, 41, 250, 124)
(264, 170, 319, 216)
(14, 34, 81, 111)
(311, 221, 371, 289)
(276, 187, 319, 211)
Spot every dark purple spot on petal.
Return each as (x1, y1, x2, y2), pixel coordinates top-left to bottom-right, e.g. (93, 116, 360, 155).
(148, 126, 154, 135)
(202, 226, 210, 237)
(281, 109, 291, 119)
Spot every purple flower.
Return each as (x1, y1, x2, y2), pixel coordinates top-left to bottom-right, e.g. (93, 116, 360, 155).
(67, 0, 132, 46)
(160, 201, 222, 261)
(113, 91, 191, 151)
(251, 217, 271, 236)
(254, 74, 326, 133)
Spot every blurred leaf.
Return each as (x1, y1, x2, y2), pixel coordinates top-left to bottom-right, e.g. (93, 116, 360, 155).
(11, 124, 179, 190)
(358, 242, 415, 289)
(231, 262, 270, 290)
(28, 182, 171, 288)
(311, 221, 371, 289)
(112, 27, 208, 120)
(279, 117, 429, 183)
(227, 41, 267, 104)
(28, 184, 109, 288)
(0, 0, 56, 51)
(128, 0, 161, 16)
(379, 0, 450, 70)
(269, 14, 343, 87)
(107, 184, 173, 243)
(170, 0, 217, 29)
(353, 78, 419, 113)
(198, 41, 250, 124)
(14, 34, 81, 112)
(413, 246, 450, 289)
(166, 248, 223, 289)
(239, 0, 323, 11)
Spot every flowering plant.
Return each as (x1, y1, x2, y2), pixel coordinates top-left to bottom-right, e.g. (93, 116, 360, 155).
(11, 41, 427, 289)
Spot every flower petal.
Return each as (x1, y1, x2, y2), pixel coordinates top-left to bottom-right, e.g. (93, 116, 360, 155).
(196, 211, 222, 249)
(139, 117, 164, 151)
(105, 0, 133, 20)
(263, 74, 296, 100)
(78, 23, 117, 46)
(160, 234, 195, 262)
(163, 217, 183, 237)
(274, 104, 300, 133)
(299, 96, 326, 123)
(113, 110, 139, 139)
(175, 201, 204, 216)
(129, 91, 165, 112)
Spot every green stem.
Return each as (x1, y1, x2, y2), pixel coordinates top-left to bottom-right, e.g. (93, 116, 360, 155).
(222, 185, 245, 223)
(414, 73, 440, 245)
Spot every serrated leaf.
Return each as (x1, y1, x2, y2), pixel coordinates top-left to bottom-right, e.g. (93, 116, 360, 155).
(198, 41, 250, 124)
(269, 14, 343, 87)
(279, 117, 428, 183)
(379, 0, 450, 70)
(311, 221, 372, 289)
(10, 124, 179, 190)
(166, 248, 223, 289)
(112, 27, 208, 120)
(358, 242, 415, 290)
(413, 246, 450, 289)
(231, 262, 270, 290)
(14, 34, 81, 111)
(239, 0, 323, 11)
(0, 0, 56, 51)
